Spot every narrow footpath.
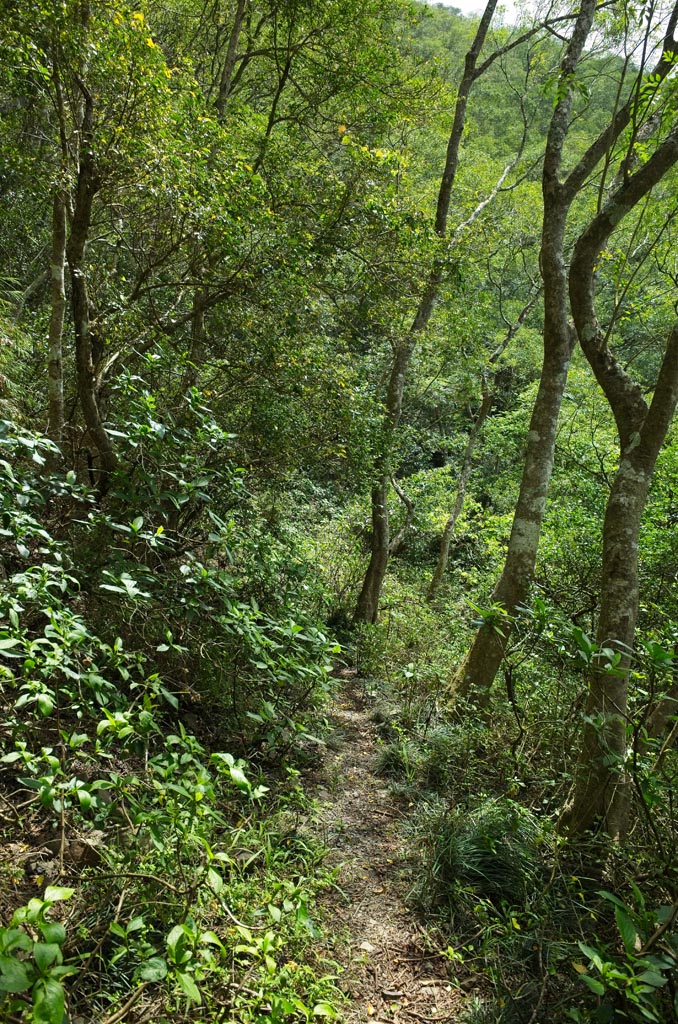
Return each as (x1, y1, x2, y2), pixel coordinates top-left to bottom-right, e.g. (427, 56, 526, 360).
(310, 673, 466, 1024)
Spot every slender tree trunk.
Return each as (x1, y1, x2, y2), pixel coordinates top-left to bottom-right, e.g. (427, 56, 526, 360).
(557, 98, 678, 831)
(353, 0, 500, 624)
(453, 0, 603, 699)
(66, 81, 117, 493)
(428, 391, 492, 602)
(561, 467, 651, 836)
(215, 0, 248, 118)
(561, 326, 678, 835)
(452, 0, 678, 703)
(454, 325, 575, 698)
(354, 481, 390, 623)
(389, 475, 414, 557)
(47, 190, 66, 449)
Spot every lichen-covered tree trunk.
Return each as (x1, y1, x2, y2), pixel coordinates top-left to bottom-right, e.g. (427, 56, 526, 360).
(558, 97, 678, 831)
(560, 464, 650, 837)
(453, 0, 678, 704)
(453, 327, 574, 699)
(561, 326, 678, 835)
(453, 0, 600, 700)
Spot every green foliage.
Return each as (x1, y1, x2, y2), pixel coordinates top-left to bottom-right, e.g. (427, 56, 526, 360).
(0, 887, 76, 1024)
(569, 890, 677, 1024)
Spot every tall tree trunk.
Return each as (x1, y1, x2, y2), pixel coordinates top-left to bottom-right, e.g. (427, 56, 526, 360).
(559, 107, 678, 832)
(47, 190, 66, 449)
(66, 81, 117, 493)
(454, 325, 575, 699)
(561, 190, 678, 835)
(353, 0, 500, 624)
(559, 349, 678, 835)
(453, 0, 600, 700)
(452, 0, 678, 702)
(354, 481, 390, 623)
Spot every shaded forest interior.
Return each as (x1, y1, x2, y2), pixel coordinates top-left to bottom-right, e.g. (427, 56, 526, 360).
(1, 0, 678, 1022)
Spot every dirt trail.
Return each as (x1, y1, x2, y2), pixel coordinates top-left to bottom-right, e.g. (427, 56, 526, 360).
(310, 675, 466, 1024)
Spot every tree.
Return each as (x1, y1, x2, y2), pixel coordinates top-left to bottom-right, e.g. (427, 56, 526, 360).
(561, 162, 678, 834)
(454, 0, 678, 704)
(354, 0, 545, 622)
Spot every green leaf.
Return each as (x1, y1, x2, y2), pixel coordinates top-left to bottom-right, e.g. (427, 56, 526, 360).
(1, 929, 32, 953)
(39, 923, 66, 945)
(176, 971, 202, 1004)
(580, 974, 605, 996)
(313, 1001, 338, 1017)
(615, 906, 639, 955)
(43, 887, 74, 903)
(636, 970, 667, 988)
(32, 977, 65, 1024)
(268, 904, 281, 923)
(207, 866, 223, 894)
(0, 954, 32, 992)
(138, 957, 168, 982)
(0, 638, 20, 650)
(33, 943, 60, 972)
(578, 943, 604, 971)
(598, 890, 626, 910)
(37, 693, 55, 716)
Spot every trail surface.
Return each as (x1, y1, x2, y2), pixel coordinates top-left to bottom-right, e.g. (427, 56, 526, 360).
(311, 675, 466, 1024)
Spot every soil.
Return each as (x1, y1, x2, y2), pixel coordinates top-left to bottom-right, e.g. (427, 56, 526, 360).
(310, 672, 469, 1024)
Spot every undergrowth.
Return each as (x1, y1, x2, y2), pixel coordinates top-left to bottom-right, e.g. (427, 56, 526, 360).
(0, 418, 343, 1023)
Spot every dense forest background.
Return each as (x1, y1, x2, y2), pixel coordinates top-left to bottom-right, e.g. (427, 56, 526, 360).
(1, 0, 678, 1021)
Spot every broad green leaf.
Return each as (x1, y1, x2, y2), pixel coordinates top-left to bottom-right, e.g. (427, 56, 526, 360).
(199, 931, 224, 950)
(0, 954, 31, 992)
(39, 923, 66, 945)
(207, 866, 223, 894)
(313, 1001, 338, 1017)
(32, 977, 65, 1024)
(44, 887, 74, 903)
(578, 943, 604, 971)
(580, 974, 605, 996)
(1, 929, 32, 953)
(636, 970, 667, 988)
(138, 957, 168, 982)
(176, 970, 201, 1004)
(37, 693, 55, 716)
(615, 906, 638, 955)
(33, 942, 60, 972)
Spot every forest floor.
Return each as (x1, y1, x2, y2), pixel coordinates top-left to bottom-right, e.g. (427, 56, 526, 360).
(308, 672, 469, 1024)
